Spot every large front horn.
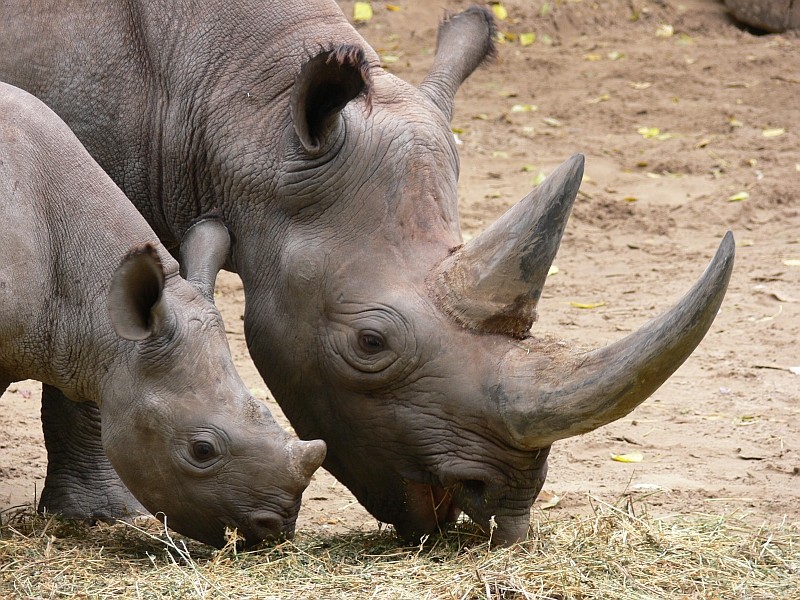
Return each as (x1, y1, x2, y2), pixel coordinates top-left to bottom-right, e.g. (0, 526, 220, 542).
(496, 231, 735, 449)
(179, 217, 230, 302)
(432, 154, 584, 338)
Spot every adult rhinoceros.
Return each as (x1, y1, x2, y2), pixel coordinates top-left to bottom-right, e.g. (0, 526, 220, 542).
(0, 3, 733, 544)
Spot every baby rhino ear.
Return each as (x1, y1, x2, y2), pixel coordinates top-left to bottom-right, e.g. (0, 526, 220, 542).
(108, 244, 167, 341)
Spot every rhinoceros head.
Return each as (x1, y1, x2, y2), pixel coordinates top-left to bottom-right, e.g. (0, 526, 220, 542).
(216, 7, 733, 545)
(103, 221, 326, 548)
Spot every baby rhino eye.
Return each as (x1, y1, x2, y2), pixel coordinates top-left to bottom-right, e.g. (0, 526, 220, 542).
(192, 441, 216, 461)
(358, 332, 385, 353)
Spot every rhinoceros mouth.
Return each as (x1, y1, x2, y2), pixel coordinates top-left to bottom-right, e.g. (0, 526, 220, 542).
(400, 479, 462, 540)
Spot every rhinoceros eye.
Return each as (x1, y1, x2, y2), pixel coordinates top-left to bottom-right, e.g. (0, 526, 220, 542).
(358, 331, 385, 353)
(192, 441, 217, 461)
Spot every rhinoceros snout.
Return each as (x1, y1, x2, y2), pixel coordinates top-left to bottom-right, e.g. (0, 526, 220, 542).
(249, 509, 297, 542)
(486, 515, 531, 547)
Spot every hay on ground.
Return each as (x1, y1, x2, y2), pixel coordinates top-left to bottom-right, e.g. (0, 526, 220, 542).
(1, 496, 798, 599)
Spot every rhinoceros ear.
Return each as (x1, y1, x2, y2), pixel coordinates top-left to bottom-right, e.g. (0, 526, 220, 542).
(291, 45, 372, 153)
(419, 6, 496, 122)
(109, 245, 167, 341)
(179, 216, 229, 303)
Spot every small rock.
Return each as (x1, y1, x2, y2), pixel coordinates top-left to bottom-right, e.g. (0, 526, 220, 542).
(737, 446, 768, 460)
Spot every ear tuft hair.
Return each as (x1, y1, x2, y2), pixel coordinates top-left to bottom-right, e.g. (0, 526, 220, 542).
(291, 44, 373, 152)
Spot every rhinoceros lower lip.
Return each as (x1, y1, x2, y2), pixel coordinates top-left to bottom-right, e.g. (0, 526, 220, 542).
(402, 479, 462, 536)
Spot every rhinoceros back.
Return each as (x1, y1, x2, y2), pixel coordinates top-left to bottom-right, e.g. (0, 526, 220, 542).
(0, 0, 372, 247)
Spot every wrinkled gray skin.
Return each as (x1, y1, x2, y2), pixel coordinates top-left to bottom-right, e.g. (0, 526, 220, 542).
(0, 83, 325, 548)
(0, 2, 734, 545)
(725, 0, 800, 32)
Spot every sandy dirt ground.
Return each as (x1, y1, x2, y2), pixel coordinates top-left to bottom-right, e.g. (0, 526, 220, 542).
(1, 0, 798, 539)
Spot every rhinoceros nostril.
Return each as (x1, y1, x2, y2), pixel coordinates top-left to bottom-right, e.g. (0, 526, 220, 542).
(248, 511, 286, 541)
(460, 479, 487, 497)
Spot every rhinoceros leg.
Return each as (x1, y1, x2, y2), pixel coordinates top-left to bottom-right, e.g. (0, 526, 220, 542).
(38, 384, 145, 521)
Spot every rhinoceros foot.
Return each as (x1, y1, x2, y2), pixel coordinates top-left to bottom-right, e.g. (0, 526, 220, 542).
(725, 0, 800, 32)
(38, 385, 146, 522)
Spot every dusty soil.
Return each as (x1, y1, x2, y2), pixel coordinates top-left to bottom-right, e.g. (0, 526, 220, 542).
(1, 0, 798, 539)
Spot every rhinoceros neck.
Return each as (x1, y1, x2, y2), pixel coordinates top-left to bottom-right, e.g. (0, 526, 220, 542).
(50, 184, 176, 406)
(138, 1, 378, 250)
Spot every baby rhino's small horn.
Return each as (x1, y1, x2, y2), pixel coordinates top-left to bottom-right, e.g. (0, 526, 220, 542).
(288, 439, 327, 485)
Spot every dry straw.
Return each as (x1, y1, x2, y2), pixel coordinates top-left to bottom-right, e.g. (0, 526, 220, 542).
(1, 496, 798, 599)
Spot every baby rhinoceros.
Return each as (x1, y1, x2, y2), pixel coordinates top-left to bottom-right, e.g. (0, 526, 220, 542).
(0, 82, 326, 548)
